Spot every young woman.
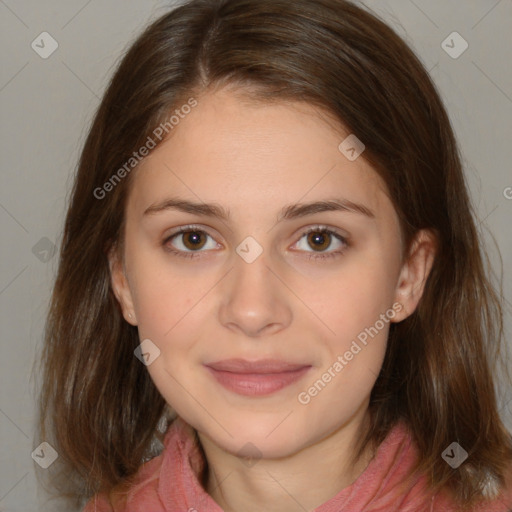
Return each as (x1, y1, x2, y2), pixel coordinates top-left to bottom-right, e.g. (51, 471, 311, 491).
(36, 0, 512, 510)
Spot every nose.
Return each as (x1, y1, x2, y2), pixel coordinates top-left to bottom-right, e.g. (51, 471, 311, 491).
(218, 251, 292, 338)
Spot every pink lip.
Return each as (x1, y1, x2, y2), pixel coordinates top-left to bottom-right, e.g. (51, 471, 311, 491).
(204, 358, 312, 396)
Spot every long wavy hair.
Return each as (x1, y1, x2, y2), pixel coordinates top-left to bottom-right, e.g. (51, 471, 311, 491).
(35, 0, 512, 509)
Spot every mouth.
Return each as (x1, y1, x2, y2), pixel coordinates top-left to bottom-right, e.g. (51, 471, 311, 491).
(204, 358, 312, 396)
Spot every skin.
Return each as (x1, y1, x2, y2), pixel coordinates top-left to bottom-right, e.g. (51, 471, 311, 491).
(110, 85, 436, 512)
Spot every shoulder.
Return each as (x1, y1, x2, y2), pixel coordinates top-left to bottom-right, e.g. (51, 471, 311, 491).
(383, 422, 512, 511)
(81, 458, 164, 511)
(81, 418, 191, 512)
(80, 444, 167, 511)
(82, 491, 114, 512)
(432, 487, 512, 512)
(431, 460, 512, 511)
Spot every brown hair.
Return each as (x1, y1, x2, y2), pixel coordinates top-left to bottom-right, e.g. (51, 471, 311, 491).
(35, 0, 512, 509)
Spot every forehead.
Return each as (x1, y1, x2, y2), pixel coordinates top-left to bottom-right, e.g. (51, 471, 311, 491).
(127, 87, 394, 224)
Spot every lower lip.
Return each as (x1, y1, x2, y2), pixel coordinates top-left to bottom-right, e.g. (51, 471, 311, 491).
(205, 366, 311, 396)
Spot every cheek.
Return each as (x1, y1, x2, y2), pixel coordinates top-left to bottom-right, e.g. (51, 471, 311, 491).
(129, 261, 207, 417)
(299, 277, 391, 418)
(318, 258, 399, 337)
(133, 271, 200, 342)
(125, 235, 210, 336)
(306, 252, 398, 392)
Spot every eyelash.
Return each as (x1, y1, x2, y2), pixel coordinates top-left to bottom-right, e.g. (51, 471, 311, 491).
(162, 224, 349, 261)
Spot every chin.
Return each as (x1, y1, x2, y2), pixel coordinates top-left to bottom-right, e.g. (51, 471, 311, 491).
(196, 413, 311, 459)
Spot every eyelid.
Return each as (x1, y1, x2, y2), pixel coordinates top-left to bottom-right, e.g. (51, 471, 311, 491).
(163, 224, 221, 255)
(290, 224, 349, 260)
(163, 223, 349, 260)
(296, 224, 349, 241)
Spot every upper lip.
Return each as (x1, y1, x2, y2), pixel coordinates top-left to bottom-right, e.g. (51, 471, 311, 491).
(205, 358, 310, 374)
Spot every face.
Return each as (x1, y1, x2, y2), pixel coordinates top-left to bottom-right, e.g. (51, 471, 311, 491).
(110, 86, 433, 460)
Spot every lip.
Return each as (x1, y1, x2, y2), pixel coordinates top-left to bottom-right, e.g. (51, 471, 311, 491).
(204, 358, 312, 396)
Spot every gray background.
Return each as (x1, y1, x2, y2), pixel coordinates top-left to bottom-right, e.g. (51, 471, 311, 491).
(1, 1, 511, 510)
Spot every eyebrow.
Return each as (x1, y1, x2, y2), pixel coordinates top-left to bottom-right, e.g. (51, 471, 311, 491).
(143, 197, 375, 221)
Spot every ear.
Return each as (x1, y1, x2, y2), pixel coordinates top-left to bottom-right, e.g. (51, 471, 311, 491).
(391, 229, 437, 323)
(108, 245, 138, 326)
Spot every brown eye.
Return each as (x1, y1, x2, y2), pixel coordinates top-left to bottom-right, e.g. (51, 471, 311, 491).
(164, 227, 219, 258)
(292, 226, 348, 261)
(181, 231, 207, 250)
(306, 230, 332, 252)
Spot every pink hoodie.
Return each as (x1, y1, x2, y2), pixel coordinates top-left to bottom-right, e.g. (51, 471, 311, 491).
(82, 417, 512, 512)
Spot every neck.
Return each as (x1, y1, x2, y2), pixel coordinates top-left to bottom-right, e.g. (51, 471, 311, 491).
(198, 408, 374, 512)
